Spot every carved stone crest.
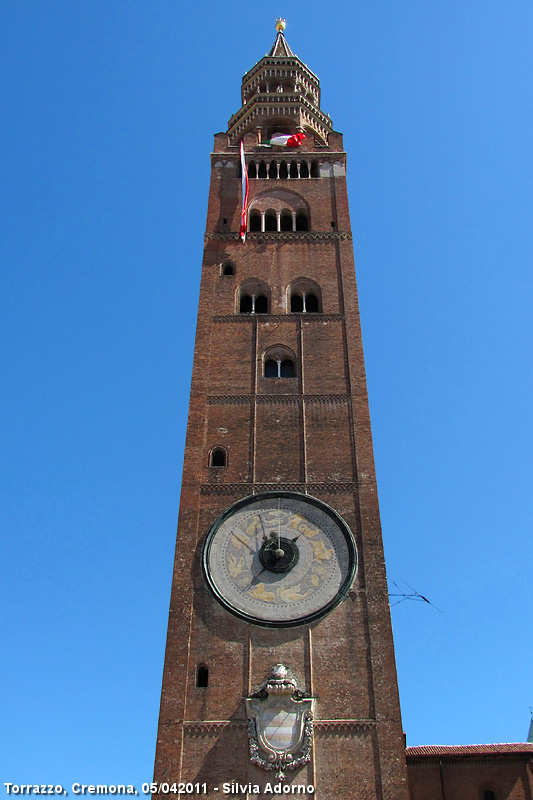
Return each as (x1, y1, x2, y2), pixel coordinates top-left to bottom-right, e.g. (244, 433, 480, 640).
(245, 664, 314, 780)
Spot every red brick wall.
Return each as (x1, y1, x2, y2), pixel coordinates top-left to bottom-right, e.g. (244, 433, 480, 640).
(153, 129, 409, 800)
(407, 750, 533, 800)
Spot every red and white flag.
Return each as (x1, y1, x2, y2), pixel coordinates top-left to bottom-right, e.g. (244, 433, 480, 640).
(239, 141, 248, 242)
(261, 133, 306, 147)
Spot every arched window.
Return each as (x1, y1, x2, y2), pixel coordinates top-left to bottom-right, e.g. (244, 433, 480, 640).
(249, 210, 261, 232)
(248, 161, 257, 179)
(300, 161, 309, 179)
(295, 212, 309, 231)
(263, 346, 297, 379)
(310, 160, 319, 178)
(238, 280, 270, 314)
(280, 210, 293, 231)
(290, 161, 299, 179)
(210, 447, 227, 467)
(264, 357, 295, 378)
(258, 161, 267, 178)
(289, 279, 322, 313)
(247, 189, 310, 237)
(221, 261, 235, 276)
(268, 161, 277, 179)
(279, 161, 288, 180)
(196, 664, 208, 688)
(265, 210, 277, 231)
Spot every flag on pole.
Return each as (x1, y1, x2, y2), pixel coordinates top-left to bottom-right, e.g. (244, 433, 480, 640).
(260, 133, 306, 148)
(239, 141, 248, 242)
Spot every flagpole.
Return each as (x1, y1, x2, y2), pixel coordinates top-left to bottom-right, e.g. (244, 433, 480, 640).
(239, 141, 248, 242)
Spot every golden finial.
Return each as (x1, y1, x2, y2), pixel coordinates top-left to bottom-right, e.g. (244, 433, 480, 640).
(275, 18, 286, 33)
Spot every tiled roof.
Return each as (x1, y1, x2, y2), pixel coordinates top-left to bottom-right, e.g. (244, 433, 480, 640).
(407, 743, 533, 758)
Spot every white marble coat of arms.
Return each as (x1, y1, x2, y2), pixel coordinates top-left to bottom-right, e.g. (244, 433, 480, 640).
(245, 664, 314, 780)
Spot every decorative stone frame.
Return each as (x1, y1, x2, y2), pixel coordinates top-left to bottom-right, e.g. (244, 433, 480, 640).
(246, 664, 314, 781)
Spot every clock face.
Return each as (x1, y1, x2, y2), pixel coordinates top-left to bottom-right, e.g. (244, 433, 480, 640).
(202, 492, 357, 628)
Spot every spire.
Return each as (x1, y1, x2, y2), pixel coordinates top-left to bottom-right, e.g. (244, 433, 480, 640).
(269, 19, 293, 57)
(528, 711, 533, 743)
(228, 20, 333, 146)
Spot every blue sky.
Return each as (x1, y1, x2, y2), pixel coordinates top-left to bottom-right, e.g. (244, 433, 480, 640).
(1, 0, 532, 791)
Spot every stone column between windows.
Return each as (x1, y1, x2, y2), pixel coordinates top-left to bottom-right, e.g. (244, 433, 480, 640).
(291, 211, 297, 231)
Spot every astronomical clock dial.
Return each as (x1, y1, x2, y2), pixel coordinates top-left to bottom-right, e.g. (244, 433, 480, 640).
(202, 492, 357, 628)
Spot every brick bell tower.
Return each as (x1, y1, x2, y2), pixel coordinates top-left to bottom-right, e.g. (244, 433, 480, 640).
(154, 21, 409, 800)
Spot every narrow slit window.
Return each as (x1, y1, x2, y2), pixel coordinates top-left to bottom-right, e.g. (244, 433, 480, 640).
(196, 664, 208, 688)
(258, 161, 267, 178)
(210, 447, 227, 467)
(279, 161, 288, 180)
(268, 162, 278, 179)
(300, 161, 309, 179)
(311, 161, 319, 178)
(290, 161, 298, 179)
(248, 161, 257, 179)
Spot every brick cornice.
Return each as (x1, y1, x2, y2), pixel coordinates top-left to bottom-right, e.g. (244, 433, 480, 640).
(314, 720, 376, 736)
(200, 482, 358, 495)
(183, 721, 247, 737)
(205, 231, 352, 242)
(206, 393, 349, 405)
(211, 314, 344, 324)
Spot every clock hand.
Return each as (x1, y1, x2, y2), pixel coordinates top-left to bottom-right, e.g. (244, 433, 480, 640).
(243, 566, 268, 591)
(231, 533, 256, 554)
(257, 513, 267, 539)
